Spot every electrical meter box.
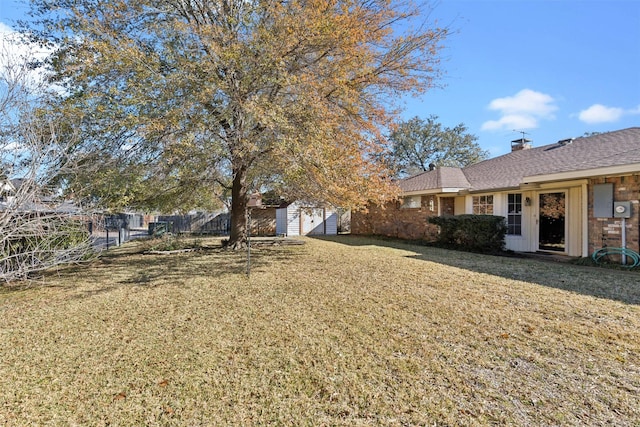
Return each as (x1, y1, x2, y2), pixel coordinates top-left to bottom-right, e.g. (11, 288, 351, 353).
(593, 183, 614, 218)
(613, 201, 632, 218)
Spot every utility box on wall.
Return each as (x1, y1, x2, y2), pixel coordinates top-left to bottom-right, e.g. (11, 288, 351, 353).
(613, 201, 632, 218)
(593, 183, 614, 218)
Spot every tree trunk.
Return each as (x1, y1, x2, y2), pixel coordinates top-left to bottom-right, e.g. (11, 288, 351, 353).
(227, 165, 248, 249)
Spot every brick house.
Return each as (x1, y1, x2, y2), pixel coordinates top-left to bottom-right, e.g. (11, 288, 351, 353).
(352, 127, 640, 257)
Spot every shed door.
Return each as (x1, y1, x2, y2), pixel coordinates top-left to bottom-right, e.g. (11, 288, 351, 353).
(301, 208, 325, 235)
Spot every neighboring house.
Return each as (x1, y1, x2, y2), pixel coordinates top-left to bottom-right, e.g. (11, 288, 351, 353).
(1, 176, 90, 217)
(352, 127, 640, 257)
(276, 201, 338, 236)
(0, 177, 16, 207)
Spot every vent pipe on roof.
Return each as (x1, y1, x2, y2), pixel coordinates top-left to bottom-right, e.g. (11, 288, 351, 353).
(511, 138, 532, 152)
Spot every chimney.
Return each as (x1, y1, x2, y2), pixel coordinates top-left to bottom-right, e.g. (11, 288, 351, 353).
(511, 138, 532, 152)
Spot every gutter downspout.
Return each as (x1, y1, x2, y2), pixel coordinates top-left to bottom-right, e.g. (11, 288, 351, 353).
(582, 183, 589, 257)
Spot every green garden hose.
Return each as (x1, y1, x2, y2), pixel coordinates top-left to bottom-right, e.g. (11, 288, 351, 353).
(591, 247, 640, 268)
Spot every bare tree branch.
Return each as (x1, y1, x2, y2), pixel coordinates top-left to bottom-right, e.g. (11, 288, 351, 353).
(0, 37, 94, 284)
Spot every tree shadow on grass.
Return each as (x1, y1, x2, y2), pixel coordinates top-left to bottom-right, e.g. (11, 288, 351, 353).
(3, 239, 305, 298)
(312, 235, 640, 305)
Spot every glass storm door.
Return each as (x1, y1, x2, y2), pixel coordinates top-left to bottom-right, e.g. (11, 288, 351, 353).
(538, 192, 566, 252)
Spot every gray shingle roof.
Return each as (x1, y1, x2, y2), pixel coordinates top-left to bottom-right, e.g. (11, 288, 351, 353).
(401, 127, 640, 193)
(400, 166, 470, 193)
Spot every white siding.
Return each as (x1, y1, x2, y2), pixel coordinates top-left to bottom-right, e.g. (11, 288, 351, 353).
(492, 194, 505, 217)
(324, 209, 338, 235)
(566, 186, 584, 257)
(287, 203, 301, 236)
(454, 197, 466, 215)
(275, 202, 338, 236)
(504, 191, 535, 253)
(501, 186, 585, 255)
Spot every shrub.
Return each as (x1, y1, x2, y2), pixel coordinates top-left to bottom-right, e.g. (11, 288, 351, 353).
(428, 215, 506, 253)
(1, 215, 93, 282)
(144, 234, 202, 252)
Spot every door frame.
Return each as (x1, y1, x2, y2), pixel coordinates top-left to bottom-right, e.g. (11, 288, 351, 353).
(535, 190, 568, 254)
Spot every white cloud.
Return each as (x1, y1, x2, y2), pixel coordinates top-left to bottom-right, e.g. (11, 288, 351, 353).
(0, 23, 28, 59)
(578, 104, 630, 124)
(0, 22, 54, 89)
(481, 114, 538, 131)
(488, 89, 557, 116)
(481, 89, 557, 131)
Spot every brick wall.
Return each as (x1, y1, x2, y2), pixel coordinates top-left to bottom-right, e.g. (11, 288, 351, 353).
(351, 196, 440, 240)
(588, 175, 640, 255)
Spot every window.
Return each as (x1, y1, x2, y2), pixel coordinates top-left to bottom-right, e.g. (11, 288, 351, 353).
(472, 195, 493, 214)
(507, 193, 522, 235)
(401, 196, 421, 209)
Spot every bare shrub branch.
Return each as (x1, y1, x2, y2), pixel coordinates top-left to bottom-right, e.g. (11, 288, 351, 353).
(0, 36, 94, 284)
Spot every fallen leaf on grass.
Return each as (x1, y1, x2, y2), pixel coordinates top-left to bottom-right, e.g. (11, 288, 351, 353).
(113, 392, 126, 401)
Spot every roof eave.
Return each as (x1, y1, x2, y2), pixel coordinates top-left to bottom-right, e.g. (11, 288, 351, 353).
(459, 186, 521, 195)
(522, 163, 640, 184)
(403, 187, 468, 196)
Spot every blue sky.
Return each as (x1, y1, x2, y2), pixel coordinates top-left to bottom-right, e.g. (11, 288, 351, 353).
(406, 0, 640, 156)
(1, 0, 638, 157)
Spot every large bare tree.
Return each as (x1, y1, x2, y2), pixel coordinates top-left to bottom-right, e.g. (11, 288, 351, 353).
(26, 0, 449, 247)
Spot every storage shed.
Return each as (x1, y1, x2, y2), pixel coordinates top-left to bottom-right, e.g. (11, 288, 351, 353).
(276, 202, 338, 236)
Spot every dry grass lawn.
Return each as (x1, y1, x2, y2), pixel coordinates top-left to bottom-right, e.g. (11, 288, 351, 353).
(1, 235, 639, 426)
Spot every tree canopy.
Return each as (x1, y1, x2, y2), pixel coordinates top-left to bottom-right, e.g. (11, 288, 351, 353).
(387, 115, 488, 177)
(26, 0, 449, 246)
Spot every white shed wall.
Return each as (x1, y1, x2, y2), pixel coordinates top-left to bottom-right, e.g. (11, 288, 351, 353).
(286, 203, 302, 236)
(275, 202, 338, 236)
(324, 209, 338, 235)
